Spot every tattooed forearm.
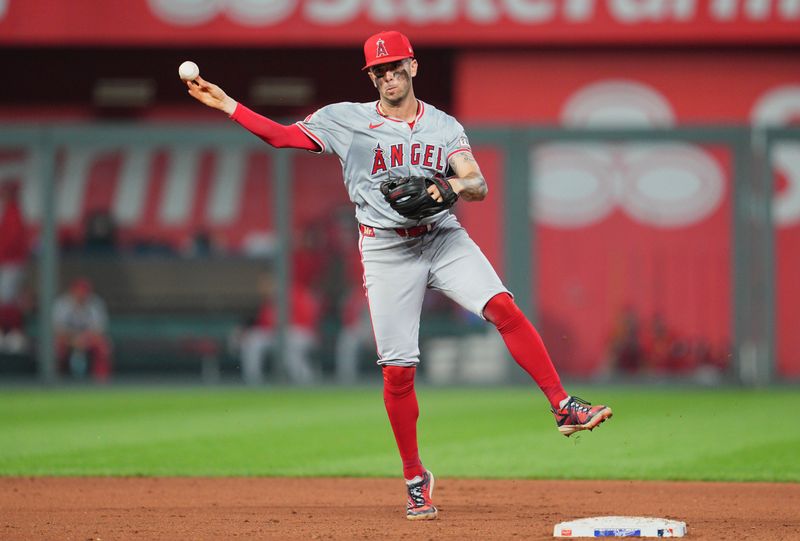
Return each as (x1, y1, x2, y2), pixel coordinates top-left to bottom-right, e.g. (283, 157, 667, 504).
(449, 151, 488, 201)
(451, 173, 488, 201)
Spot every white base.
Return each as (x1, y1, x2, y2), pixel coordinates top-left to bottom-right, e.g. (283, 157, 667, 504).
(554, 516, 686, 537)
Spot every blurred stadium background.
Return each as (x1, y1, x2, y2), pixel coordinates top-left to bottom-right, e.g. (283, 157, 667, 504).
(1, 0, 799, 389)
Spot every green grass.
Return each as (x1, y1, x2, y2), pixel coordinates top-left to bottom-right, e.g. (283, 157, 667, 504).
(1, 386, 798, 481)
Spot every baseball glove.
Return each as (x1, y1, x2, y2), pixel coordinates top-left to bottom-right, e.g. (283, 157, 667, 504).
(380, 175, 458, 221)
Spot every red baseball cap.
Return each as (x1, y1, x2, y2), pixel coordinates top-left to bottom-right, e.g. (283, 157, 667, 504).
(71, 277, 92, 295)
(363, 30, 414, 70)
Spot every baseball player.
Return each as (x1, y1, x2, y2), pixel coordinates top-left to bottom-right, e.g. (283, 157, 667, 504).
(185, 30, 612, 521)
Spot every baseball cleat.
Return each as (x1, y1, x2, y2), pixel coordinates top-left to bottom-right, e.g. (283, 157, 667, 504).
(552, 396, 613, 437)
(405, 470, 438, 520)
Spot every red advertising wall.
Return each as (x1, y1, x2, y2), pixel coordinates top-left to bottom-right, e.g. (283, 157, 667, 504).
(2, 2, 798, 378)
(456, 50, 800, 377)
(2, 0, 799, 45)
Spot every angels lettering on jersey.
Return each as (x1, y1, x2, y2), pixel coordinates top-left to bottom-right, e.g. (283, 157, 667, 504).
(295, 100, 472, 227)
(371, 141, 449, 176)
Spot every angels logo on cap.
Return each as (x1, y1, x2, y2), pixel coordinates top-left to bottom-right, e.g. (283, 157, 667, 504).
(363, 30, 414, 70)
(376, 39, 389, 59)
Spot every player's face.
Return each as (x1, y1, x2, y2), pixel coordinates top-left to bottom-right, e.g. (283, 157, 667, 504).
(368, 58, 417, 104)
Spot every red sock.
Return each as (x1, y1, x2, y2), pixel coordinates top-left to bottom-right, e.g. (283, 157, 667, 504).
(382, 366, 426, 480)
(483, 293, 568, 409)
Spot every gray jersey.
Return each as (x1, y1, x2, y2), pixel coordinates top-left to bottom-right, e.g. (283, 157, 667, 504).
(53, 294, 108, 334)
(296, 99, 507, 366)
(296, 100, 471, 228)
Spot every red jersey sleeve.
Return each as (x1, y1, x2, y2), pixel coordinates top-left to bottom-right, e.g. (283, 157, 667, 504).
(230, 103, 320, 151)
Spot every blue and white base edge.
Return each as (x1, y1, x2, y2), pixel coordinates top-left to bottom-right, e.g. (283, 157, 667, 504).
(553, 516, 687, 537)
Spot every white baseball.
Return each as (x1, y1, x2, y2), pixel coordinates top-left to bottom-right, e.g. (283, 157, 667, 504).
(178, 60, 200, 81)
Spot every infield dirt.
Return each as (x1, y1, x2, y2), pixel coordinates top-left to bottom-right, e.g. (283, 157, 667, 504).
(1, 477, 798, 540)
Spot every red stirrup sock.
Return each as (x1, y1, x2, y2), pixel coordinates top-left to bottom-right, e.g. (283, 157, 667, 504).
(483, 293, 568, 409)
(382, 365, 426, 480)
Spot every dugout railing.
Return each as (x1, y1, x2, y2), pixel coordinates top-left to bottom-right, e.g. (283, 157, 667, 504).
(0, 125, 295, 384)
(0, 124, 795, 384)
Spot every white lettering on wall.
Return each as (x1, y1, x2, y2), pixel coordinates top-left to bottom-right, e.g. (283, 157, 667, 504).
(781, 0, 800, 17)
(540, 79, 725, 229)
(466, 0, 501, 22)
(620, 144, 725, 227)
(532, 143, 725, 228)
(0, 145, 253, 228)
(0, 149, 40, 221)
(747, 0, 772, 20)
(751, 85, 800, 126)
(306, 0, 360, 25)
(752, 85, 800, 227)
(226, 0, 297, 25)
(532, 144, 619, 228)
(57, 147, 99, 223)
(504, 0, 556, 22)
(147, 0, 221, 25)
(21, 149, 43, 222)
(561, 80, 676, 127)
(773, 146, 800, 227)
(113, 146, 153, 226)
(610, 0, 696, 23)
(147, 0, 800, 26)
(564, 0, 597, 21)
(208, 148, 246, 224)
(711, 0, 738, 19)
(159, 147, 200, 225)
(367, 0, 400, 23)
(710, 0, 798, 19)
(406, 0, 459, 23)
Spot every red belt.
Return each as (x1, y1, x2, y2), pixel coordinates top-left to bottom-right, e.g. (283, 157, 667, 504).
(359, 223, 434, 238)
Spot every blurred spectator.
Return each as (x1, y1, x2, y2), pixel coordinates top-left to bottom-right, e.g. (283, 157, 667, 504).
(607, 307, 729, 378)
(237, 273, 320, 385)
(183, 228, 227, 258)
(641, 313, 680, 373)
(320, 206, 378, 381)
(53, 278, 112, 381)
(131, 235, 177, 256)
(83, 210, 117, 254)
(334, 288, 373, 384)
(691, 338, 724, 385)
(607, 306, 644, 374)
(0, 181, 29, 353)
(293, 226, 327, 288)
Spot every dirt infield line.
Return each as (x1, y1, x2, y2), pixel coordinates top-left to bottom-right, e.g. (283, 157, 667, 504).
(1, 477, 798, 540)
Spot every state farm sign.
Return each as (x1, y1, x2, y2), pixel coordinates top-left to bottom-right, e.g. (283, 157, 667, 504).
(148, 0, 800, 26)
(1, 0, 798, 45)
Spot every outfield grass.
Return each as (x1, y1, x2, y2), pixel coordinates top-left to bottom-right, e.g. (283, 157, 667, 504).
(0, 386, 798, 481)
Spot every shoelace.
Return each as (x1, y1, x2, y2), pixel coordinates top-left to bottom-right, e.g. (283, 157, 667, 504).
(408, 481, 427, 506)
(567, 396, 592, 414)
